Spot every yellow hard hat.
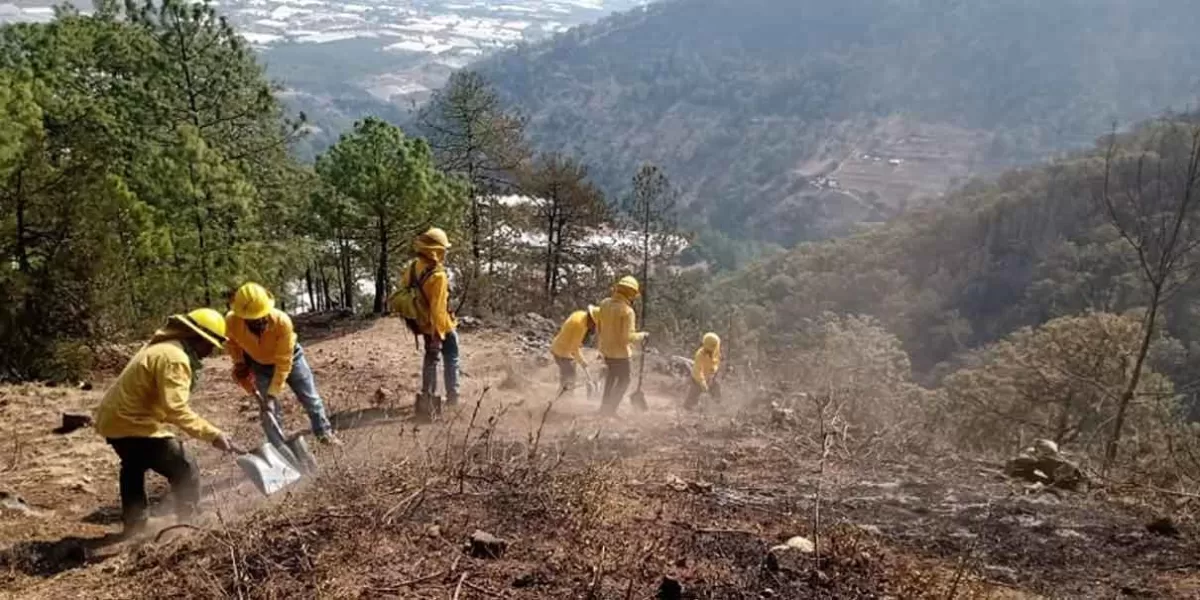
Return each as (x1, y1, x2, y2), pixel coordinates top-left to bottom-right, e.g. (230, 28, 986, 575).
(173, 308, 228, 348)
(702, 332, 721, 351)
(586, 304, 600, 324)
(616, 275, 640, 297)
(417, 227, 451, 249)
(231, 282, 275, 320)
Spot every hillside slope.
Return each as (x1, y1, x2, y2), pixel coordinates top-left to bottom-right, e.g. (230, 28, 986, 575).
(4, 317, 1200, 598)
(697, 115, 1200, 384)
(478, 0, 1200, 244)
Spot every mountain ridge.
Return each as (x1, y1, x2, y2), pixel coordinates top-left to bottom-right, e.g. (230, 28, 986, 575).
(477, 0, 1200, 244)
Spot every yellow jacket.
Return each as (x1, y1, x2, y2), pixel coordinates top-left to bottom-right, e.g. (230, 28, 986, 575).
(94, 340, 221, 442)
(551, 310, 591, 363)
(596, 291, 645, 359)
(225, 309, 296, 396)
(693, 347, 721, 389)
(403, 250, 456, 339)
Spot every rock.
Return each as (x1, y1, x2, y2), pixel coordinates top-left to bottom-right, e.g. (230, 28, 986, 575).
(766, 537, 814, 573)
(1054, 528, 1088, 541)
(467, 530, 508, 559)
(664, 474, 711, 493)
(69, 481, 96, 495)
(457, 315, 482, 332)
(1005, 452, 1086, 491)
(512, 572, 542, 588)
(784, 536, 815, 553)
(855, 524, 884, 536)
(666, 474, 689, 492)
(52, 412, 93, 435)
(373, 387, 392, 407)
(1032, 439, 1059, 457)
(983, 565, 1019, 585)
(661, 356, 693, 378)
(79, 381, 94, 391)
(426, 524, 442, 538)
(0, 491, 36, 516)
(657, 575, 683, 600)
(1146, 517, 1181, 538)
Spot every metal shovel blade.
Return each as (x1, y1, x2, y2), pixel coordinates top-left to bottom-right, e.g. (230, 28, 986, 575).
(260, 408, 319, 474)
(237, 443, 302, 496)
(630, 389, 648, 412)
(286, 436, 318, 475)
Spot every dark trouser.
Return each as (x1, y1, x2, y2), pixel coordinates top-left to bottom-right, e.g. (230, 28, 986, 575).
(601, 357, 632, 413)
(684, 378, 722, 410)
(422, 330, 460, 403)
(107, 437, 200, 531)
(555, 356, 577, 392)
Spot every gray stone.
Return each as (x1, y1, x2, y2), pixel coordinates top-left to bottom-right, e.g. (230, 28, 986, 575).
(0, 491, 36, 516)
(766, 536, 814, 573)
(468, 529, 508, 559)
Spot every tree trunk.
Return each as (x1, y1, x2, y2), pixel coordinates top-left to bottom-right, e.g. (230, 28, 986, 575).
(338, 236, 354, 311)
(195, 211, 211, 307)
(544, 193, 557, 302)
(14, 170, 31, 274)
(305, 265, 316, 313)
(320, 268, 332, 311)
(1104, 287, 1161, 470)
(641, 202, 651, 327)
(373, 216, 389, 314)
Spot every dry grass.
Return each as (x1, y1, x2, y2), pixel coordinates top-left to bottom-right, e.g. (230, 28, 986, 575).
(4, 321, 1199, 599)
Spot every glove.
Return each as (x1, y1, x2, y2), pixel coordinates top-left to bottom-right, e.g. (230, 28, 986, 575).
(211, 433, 245, 455)
(636, 331, 649, 342)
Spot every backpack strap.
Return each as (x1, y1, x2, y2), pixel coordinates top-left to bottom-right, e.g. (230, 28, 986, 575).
(406, 261, 444, 348)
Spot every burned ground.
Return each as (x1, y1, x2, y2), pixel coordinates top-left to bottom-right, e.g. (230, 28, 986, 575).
(2, 317, 1198, 599)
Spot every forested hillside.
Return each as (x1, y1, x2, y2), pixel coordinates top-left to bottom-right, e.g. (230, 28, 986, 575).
(479, 0, 1200, 244)
(688, 115, 1200, 393)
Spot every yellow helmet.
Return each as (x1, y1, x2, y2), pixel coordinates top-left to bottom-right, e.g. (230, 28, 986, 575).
(231, 282, 275, 320)
(702, 332, 721, 351)
(615, 275, 640, 297)
(586, 304, 600, 325)
(417, 227, 451, 249)
(173, 308, 228, 348)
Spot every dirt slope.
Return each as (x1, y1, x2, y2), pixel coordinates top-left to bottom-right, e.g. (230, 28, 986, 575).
(2, 317, 1198, 599)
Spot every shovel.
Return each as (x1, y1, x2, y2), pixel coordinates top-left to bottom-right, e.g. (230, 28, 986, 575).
(236, 394, 318, 496)
(580, 363, 599, 401)
(629, 339, 649, 412)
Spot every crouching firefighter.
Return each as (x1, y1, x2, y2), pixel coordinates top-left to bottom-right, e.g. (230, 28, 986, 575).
(227, 282, 341, 445)
(550, 305, 599, 395)
(684, 332, 722, 410)
(390, 227, 459, 420)
(94, 309, 244, 537)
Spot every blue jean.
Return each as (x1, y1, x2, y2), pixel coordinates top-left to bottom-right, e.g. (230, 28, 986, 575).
(247, 344, 333, 436)
(422, 330, 459, 401)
